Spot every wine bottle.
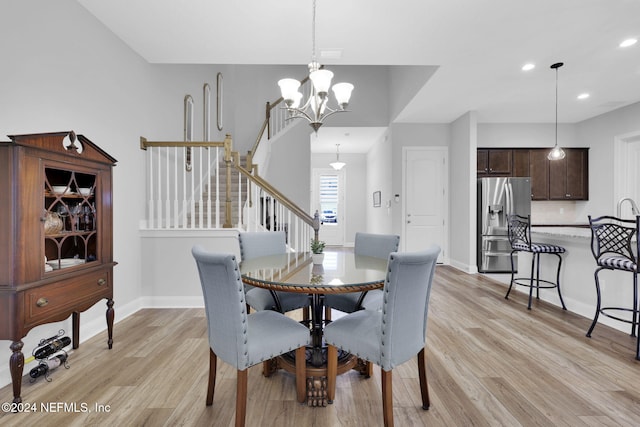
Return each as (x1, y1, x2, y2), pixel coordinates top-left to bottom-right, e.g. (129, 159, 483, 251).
(29, 353, 68, 378)
(33, 336, 71, 360)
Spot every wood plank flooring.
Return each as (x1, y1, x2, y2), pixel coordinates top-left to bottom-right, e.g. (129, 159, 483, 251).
(2, 265, 640, 426)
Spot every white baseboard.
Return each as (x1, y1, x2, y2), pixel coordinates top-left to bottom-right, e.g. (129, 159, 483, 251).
(448, 258, 477, 274)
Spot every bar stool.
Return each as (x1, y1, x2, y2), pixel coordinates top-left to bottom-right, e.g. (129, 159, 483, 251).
(505, 214, 567, 310)
(586, 215, 640, 360)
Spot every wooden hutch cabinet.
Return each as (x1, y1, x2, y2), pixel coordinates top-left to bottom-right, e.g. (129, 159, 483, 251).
(0, 131, 117, 403)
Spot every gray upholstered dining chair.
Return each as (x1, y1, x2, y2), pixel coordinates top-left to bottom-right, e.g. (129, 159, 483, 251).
(192, 246, 310, 427)
(324, 245, 440, 427)
(239, 231, 310, 315)
(324, 232, 400, 319)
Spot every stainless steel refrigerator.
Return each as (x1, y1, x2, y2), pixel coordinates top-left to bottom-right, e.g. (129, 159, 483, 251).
(477, 177, 531, 273)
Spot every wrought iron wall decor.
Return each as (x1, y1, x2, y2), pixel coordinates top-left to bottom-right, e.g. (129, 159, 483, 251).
(184, 94, 194, 171)
(217, 72, 223, 131)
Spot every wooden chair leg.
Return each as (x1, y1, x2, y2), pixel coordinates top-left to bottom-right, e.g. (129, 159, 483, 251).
(381, 368, 394, 427)
(325, 306, 332, 321)
(236, 369, 248, 427)
(417, 348, 430, 410)
(327, 345, 338, 403)
(295, 346, 307, 403)
(206, 348, 217, 406)
(364, 361, 373, 378)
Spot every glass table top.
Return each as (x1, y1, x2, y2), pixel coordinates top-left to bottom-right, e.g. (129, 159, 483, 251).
(240, 251, 388, 293)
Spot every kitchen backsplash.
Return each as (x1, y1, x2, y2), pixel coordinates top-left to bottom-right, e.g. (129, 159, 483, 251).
(531, 201, 579, 224)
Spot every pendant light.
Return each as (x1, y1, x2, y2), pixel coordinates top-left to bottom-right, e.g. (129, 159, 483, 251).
(548, 62, 566, 160)
(277, 0, 354, 133)
(330, 144, 345, 170)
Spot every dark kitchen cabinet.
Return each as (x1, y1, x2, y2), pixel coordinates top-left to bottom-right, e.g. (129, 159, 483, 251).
(511, 149, 549, 199)
(477, 149, 512, 176)
(512, 149, 530, 177)
(549, 148, 589, 200)
(529, 149, 551, 200)
(478, 147, 588, 200)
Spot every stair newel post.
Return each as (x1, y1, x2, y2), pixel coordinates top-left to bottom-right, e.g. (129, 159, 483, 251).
(223, 134, 233, 228)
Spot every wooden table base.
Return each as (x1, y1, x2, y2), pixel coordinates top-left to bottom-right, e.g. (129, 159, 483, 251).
(265, 349, 369, 407)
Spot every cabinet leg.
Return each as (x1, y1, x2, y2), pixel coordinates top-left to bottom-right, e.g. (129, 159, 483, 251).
(106, 299, 114, 349)
(10, 340, 24, 404)
(72, 312, 80, 349)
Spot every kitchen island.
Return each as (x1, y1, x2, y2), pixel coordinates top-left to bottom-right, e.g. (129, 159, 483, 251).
(495, 225, 636, 334)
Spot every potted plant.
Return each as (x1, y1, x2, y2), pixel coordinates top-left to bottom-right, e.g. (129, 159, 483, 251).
(311, 239, 325, 265)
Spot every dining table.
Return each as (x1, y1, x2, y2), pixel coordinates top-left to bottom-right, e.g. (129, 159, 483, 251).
(240, 250, 388, 406)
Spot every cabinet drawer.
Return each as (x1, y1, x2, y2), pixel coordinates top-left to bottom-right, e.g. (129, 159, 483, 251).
(25, 270, 112, 325)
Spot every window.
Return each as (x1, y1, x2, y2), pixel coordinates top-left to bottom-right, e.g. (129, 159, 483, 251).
(319, 174, 338, 224)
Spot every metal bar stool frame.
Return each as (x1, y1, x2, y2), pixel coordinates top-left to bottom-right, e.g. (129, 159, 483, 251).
(505, 214, 567, 310)
(586, 215, 640, 360)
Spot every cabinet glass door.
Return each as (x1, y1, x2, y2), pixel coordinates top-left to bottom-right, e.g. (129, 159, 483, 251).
(43, 167, 97, 271)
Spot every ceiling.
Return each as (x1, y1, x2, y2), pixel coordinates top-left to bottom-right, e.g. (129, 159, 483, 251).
(77, 0, 640, 152)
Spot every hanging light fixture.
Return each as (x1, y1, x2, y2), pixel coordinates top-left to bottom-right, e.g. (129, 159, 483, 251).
(330, 143, 346, 170)
(278, 0, 354, 133)
(548, 62, 566, 160)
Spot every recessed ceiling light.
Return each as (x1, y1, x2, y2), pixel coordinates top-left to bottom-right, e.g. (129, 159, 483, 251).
(577, 93, 590, 100)
(521, 63, 535, 71)
(619, 38, 637, 48)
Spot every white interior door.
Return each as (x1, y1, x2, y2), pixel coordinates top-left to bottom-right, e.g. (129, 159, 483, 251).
(402, 147, 448, 263)
(312, 168, 345, 246)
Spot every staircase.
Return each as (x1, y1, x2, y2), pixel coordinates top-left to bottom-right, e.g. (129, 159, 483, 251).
(140, 71, 319, 245)
(187, 155, 247, 228)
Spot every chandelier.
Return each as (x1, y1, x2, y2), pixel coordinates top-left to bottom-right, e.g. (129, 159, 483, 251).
(278, 0, 354, 132)
(329, 144, 346, 170)
(547, 62, 566, 160)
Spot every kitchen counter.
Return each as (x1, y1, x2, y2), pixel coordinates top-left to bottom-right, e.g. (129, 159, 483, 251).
(531, 225, 591, 239)
(508, 224, 635, 335)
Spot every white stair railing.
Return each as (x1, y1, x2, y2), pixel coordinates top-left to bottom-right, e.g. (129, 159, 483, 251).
(234, 157, 319, 252)
(139, 135, 320, 250)
(140, 136, 233, 229)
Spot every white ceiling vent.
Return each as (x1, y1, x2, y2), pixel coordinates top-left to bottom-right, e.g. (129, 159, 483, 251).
(320, 49, 343, 60)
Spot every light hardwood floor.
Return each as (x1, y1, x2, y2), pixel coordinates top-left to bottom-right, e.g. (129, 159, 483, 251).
(2, 265, 640, 426)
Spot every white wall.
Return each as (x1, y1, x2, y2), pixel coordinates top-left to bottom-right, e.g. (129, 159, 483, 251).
(576, 101, 640, 219)
(0, 0, 268, 389)
(366, 131, 393, 234)
(0, 0, 150, 388)
(477, 123, 577, 149)
(140, 231, 240, 303)
(449, 112, 478, 273)
(264, 123, 313, 210)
